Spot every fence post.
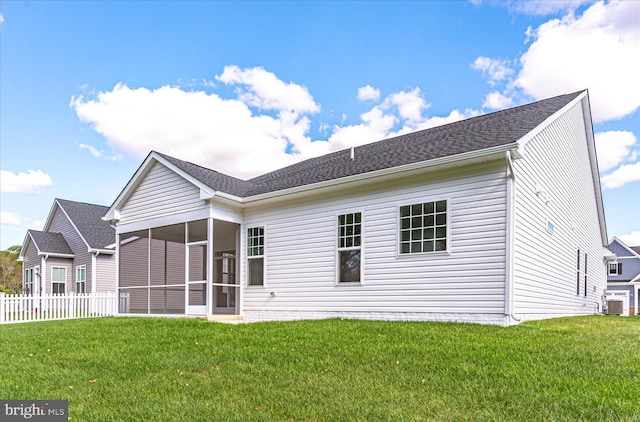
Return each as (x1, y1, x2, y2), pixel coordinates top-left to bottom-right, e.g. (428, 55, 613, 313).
(0, 292, 5, 324)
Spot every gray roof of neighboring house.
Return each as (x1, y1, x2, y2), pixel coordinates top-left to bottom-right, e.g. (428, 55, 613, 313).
(56, 199, 115, 249)
(155, 90, 584, 198)
(27, 230, 73, 256)
(631, 246, 640, 256)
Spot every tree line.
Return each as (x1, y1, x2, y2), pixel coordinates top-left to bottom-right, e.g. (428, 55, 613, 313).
(0, 246, 22, 294)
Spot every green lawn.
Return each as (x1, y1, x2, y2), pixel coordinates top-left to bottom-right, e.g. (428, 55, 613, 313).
(1, 316, 639, 421)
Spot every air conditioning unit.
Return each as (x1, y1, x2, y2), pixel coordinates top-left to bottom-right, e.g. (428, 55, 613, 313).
(606, 300, 624, 315)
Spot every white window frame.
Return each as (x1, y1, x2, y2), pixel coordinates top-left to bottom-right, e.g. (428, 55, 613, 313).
(52, 266, 67, 295)
(608, 262, 619, 275)
(336, 211, 363, 285)
(246, 226, 265, 287)
(76, 265, 87, 294)
(398, 199, 449, 256)
(25, 267, 33, 294)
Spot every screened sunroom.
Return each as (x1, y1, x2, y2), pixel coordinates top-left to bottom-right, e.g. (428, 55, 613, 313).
(118, 218, 240, 316)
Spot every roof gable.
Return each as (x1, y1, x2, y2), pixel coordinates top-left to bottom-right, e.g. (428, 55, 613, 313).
(55, 199, 115, 250)
(26, 230, 74, 257)
(609, 237, 640, 259)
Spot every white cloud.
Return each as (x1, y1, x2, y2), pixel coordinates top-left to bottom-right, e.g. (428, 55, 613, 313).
(619, 231, 640, 247)
(507, 0, 592, 16)
(514, 1, 640, 123)
(71, 83, 300, 178)
(31, 219, 46, 231)
(595, 131, 637, 173)
(215, 65, 319, 114)
(482, 91, 515, 110)
(0, 210, 21, 226)
(471, 57, 514, 86)
(79, 143, 119, 161)
(71, 66, 481, 180)
(601, 162, 640, 190)
(0, 169, 53, 193)
(387, 88, 430, 125)
(357, 85, 381, 101)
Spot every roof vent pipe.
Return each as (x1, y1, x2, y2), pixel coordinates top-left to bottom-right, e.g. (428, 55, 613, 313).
(350, 146, 355, 161)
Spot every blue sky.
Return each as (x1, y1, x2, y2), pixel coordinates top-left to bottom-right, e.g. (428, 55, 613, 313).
(1, 0, 639, 250)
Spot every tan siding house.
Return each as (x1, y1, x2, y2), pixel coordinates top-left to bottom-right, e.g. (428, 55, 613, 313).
(19, 199, 116, 295)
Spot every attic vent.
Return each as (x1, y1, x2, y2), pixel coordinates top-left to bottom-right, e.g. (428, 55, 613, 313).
(350, 146, 355, 161)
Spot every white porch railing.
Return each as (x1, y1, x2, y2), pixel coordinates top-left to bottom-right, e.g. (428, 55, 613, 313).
(0, 292, 118, 324)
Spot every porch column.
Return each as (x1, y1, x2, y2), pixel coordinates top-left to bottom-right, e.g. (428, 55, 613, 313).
(207, 218, 214, 316)
(236, 225, 242, 316)
(635, 284, 639, 315)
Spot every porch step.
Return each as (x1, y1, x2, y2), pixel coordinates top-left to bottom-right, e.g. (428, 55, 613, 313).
(207, 315, 245, 324)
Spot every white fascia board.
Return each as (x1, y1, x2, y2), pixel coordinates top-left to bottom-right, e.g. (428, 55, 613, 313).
(581, 93, 608, 247)
(38, 252, 75, 259)
(41, 200, 62, 232)
(609, 237, 640, 259)
(105, 151, 218, 222)
(242, 143, 518, 204)
(516, 91, 587, 152)
(18, 232, 33, 261)
(88, 248, 116, 255)
(55, 199, 95, 253)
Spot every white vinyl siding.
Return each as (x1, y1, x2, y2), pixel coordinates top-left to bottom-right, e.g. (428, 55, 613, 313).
(119, 162, 208, 224)
(242, 160, 507, 315)
(512, 100, 606, 317)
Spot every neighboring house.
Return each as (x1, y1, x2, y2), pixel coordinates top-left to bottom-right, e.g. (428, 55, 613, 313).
(19, 199, 116, 295)
(606, 237, 640, 315)
(104, 90, 609, 325)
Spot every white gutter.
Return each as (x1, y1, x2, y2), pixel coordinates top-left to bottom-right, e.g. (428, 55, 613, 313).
(243, 143, 519, 204)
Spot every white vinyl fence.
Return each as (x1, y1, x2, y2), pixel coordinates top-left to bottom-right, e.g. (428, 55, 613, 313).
(0, 292, 117, 324)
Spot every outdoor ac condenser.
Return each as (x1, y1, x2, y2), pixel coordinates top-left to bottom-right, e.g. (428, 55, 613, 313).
(606, 300, 624, 315)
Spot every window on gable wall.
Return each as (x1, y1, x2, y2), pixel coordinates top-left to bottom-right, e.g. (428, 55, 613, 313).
(608, 262, 621, 275)
(399, 200, 447, 254)
(337, 212, 362, 283)
(247, 227, 264, 286)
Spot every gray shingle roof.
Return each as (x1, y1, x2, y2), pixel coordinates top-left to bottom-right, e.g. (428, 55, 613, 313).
(155, 91, 583, 198)
(155, 152, 253, 197)
(56, 199, 115, 249)
(28, 230, 73, 255)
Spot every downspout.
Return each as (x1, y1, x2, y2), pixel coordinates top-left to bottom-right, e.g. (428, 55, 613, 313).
(505, 151, 521, 323)
(41, 255, 48, 295)
(92, 252, 98, 294)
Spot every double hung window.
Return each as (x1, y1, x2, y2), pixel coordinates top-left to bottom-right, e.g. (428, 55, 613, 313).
(76, 265, 86, 294)
(52, 267, 67, 294)
(337, 213, 362, 283)
(247, 227, 264, 286)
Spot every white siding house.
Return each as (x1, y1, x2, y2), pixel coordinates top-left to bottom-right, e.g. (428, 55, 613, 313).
(104, 90, 609, 325)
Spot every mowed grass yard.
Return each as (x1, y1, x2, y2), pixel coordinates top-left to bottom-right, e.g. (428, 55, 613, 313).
(1, 316, 639, 421)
